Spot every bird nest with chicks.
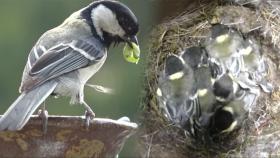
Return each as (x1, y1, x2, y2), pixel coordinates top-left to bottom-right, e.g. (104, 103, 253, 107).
(139, 1, 280, 157)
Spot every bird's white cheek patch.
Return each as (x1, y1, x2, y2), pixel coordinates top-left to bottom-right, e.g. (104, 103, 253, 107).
(91, 4, 125, 39)
(216, 96, 227, 102)
(215, 34, 229, 43)
(232, 82, 239, 94)
(211, 78, 216, 85)
(156, 88, 163, 97)
(222, 120, 237, 133)
(168, 71, 184, 80)
(198, 89, 208, 97)
(240, 46, 253, 56)
(223, 106, 234, 114)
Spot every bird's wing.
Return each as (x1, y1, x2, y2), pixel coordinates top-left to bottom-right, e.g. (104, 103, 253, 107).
(21, 38, 106, 91)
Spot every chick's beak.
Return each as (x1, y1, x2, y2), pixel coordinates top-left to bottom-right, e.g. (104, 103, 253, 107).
(123, 36, 140, 64)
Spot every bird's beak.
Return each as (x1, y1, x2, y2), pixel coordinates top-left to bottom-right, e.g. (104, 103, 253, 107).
(123, 36, 140, 64)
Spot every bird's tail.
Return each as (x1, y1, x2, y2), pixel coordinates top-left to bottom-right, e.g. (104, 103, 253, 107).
(0, 81, 57, 131)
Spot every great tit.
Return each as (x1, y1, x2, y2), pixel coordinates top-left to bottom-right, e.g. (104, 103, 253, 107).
(181, 46, 222, 78)
(154, 48, 205, 136)
(157, 54, 195, 125)
(194, 66, 217, 107)
(182, 48, 217, 134)
(216, 71, 261, 112)
(0, 0, 140, 131)
(206, 24, 244, 59)
(240, 38, 261, 73)
(240, 37, 273, 93)
(213, 74, 241, 103)
(196, 71, 249, 136)
(179, 46, 247, 136)
(181, 46, 209, 69)
(210, 99, 247, 135)
(205, 23, 273, 97)
(193, 66, 218, 131)
(197, 69, 251, 135)
(206, 24, 246, 76)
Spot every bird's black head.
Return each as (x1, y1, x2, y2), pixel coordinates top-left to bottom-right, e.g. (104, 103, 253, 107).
(211, 24, 230, 40)
(210, 106, 235, 134)
(165, 55, 186, 80)
(101, 1, 139, 37)
(81, 0, 140, 64)
(182, 46, 209, 69)
(213, 74, 234, 101)
(82, 0, 139, 47)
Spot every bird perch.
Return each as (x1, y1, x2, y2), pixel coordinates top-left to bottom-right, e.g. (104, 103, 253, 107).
(0, 115, 138, 158)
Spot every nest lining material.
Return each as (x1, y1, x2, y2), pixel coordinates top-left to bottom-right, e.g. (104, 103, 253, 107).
(140, 2, 280, 158)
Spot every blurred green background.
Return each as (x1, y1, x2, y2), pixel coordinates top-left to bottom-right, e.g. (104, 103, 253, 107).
(0, 0, 157, 157)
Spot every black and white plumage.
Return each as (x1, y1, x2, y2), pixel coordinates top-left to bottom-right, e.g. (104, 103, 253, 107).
(157, 54, 195, 126)
(180, 47, 219, 133)
(239, 37, 273, 93)
(156, 23, 273, 140)
(194, 66, 217, 128)
(213, 74, 241, 103)
(206, 24, 247, 76)
(181, 46, 209, 69)
(0, 0, 140, 131)
(206, 24, 272, 105)
(157, 47, 219, 136)
(206, 24, 244, 59)
(210, 99, 247, 134)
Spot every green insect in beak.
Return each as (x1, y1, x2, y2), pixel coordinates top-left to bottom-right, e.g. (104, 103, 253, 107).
(123, 36, 140, 64)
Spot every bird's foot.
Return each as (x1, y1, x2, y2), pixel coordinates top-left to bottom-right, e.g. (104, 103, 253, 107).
(84, 109, 95, 130)
(38, 109, 48, 134)
(81, 101, 95, 129)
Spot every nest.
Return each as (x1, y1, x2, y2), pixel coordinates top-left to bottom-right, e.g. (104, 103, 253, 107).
(139, 1, 280, 157)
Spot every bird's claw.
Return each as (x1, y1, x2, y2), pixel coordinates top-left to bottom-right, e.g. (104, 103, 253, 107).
(84, 110, 95, 129)
(38, 109, 48, 134)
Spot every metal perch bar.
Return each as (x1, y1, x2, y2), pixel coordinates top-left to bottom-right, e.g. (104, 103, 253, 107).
(0, 115, 138, 158)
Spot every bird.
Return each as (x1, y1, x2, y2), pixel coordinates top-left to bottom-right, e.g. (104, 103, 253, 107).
(210, 99, 247, 135)
(156, 54, 195, 126)
(206, 24, 244, 58)
(213, 73, 241, 103)
(193, 66, 218, 133)
(157, 47, 221, 137)
(206, 24, 273, 111)
(205, 24, 246, 76)
(179, 47, 220, 136)
(180, 46, 209, 69)
(239, 37, 273, 93)
(179, 46, 247, 137)
(0, 0, 140, 131)
(157, 47, 217, 136)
